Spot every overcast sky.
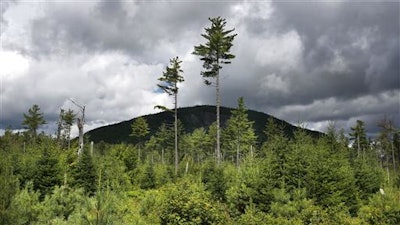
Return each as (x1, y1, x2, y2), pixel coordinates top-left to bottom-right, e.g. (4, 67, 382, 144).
(1, 0, 399, 137)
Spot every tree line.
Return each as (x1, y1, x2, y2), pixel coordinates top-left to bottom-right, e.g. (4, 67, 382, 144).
(1, 95, 399, 224)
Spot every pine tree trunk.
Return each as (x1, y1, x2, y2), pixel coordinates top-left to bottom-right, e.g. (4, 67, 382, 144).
(386, 153, 390, 183)
(174, 92, 178, 175)
(216, 68, 221, 165)
(357, 135, 360, 158)
(138, 146, 141, 163)
(162, 148, 165, 165)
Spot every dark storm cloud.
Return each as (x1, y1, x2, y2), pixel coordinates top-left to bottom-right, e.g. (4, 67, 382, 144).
(270, 1, 399, 98)
(28, 0, 232, 62)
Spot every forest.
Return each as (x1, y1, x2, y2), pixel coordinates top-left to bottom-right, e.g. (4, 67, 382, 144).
(1, 17, 399, 225)
(0, 99, 399, 225)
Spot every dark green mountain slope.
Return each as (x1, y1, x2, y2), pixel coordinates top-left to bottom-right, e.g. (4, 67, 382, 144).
(86, 105, 322, 144)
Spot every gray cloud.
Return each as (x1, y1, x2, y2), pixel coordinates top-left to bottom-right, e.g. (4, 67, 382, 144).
(27, 1, 233, 63)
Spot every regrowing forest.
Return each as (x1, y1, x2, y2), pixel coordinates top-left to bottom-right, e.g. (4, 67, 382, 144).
(1, 17, 400, 225)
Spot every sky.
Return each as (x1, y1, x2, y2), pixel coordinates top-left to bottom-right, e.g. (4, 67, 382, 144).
(1, 0, 399, 138)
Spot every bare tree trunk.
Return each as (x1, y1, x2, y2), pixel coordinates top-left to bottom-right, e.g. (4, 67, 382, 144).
(391, 137, 396, 174)
(387, 153, 390, 184)
(67, 126, 71, 150)
(77, 118, 83, 155)
(236, 138, 240, 168)
(56, 109, 63, 144)
(64, 172, 67, 186)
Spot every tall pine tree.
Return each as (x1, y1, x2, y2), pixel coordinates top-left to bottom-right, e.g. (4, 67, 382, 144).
(193, 17, 237, 165)
(156, 56, 184, 175)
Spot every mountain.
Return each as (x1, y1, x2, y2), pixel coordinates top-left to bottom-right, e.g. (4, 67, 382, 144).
(86, 105, 323, 144)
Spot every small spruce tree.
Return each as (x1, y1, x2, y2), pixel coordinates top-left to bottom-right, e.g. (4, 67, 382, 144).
(70, 148, 96, 195)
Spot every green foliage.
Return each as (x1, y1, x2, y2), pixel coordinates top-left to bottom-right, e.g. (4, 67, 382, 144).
(180, 125, 217, 164)
(359, 188, 400, 225)
(22, 104, 46, 138)
(139, 161, 156, 190)
(353, 158, 384, 202)
(108, 144, 138, 183)
(146, 123, 174, 163)
(77, 187, 126, 225)
(235, 204, 270, 225)
(284, 131, 312, 191)
(154, 164, 174, 187)
(395, 173, 400, 188)
(3, 115, 400, 224)
(305, 141, 359, 213)
(192, 17, 237, 83)
(33, 148, 62, 199)
(9, 182, 41, 225)
(160, 181, 227, 225)
(349, 120, 369, 159)
(222, 97, 256, 166)
(264, 117, 286, 143)
(227, 156, 272, 216)
(202, 160, 227, 201)
(38, 185, 85, 222)
(0, 154, 19, 225)
(130, 117, 150, 144)
(157, 56, 184, 97)
(324, 122, 350, 155)
(137, 189, 165, 224)
(95, 155, 131, 192)
(11, 147, 39, 188)
(70, 148, 97, 195)
(261, 118, 289, 188)
(58, 108, 75, 149)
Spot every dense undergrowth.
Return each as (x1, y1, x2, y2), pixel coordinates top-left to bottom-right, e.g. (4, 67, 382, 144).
(1, 124, 399, 225)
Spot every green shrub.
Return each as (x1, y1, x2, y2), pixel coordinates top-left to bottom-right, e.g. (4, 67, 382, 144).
(160, 180, 228, 225)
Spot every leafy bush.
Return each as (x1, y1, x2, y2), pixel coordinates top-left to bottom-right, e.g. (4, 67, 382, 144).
(359, 188, 400, 225)
(202, 160, 227, 201)
(160, 180, 228, 225)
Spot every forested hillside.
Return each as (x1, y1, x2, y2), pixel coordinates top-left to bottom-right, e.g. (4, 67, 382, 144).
(86, 105, 322, 144)
(1, 102, 399, 225)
